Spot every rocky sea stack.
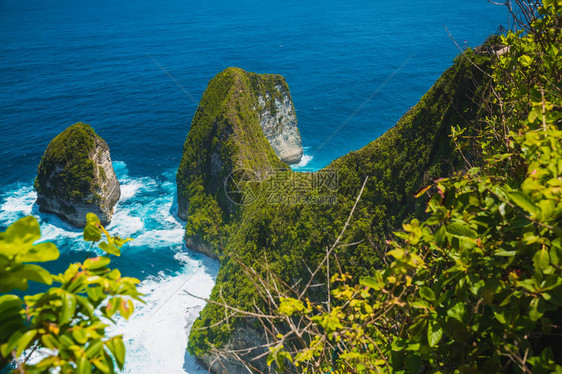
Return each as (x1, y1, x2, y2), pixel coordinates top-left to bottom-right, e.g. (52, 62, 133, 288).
(34, 122, 120, 227)
(176, 67, 302, 227)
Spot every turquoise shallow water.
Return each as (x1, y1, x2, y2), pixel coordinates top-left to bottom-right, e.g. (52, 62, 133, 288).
(0, 0, 506, 372)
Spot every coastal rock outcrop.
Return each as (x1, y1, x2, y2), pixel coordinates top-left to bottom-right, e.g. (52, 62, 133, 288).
(176, 67, 303, 256)
(34, 122, 120, 227)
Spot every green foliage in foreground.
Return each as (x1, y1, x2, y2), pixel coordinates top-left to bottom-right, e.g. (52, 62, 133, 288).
(34, 123, 103, 203)
(0, 213, 141, 373)
(268, 2, 562, 372)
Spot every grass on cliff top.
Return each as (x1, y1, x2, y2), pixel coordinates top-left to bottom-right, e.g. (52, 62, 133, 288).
(34, 122, 102, 201)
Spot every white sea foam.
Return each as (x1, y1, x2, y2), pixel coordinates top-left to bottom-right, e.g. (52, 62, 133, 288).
(108, 206, 145, 238)
(108, 257, 218, 374)
(132, 229, 183, 248)
(294, 153, 313, 168)
(119, 177, 156, 202)
(292, 146, 314, 169)
(0, 184, 36, 225)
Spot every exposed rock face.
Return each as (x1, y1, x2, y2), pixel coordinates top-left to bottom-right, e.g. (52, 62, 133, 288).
(197, 322, 269, 374)
(185, 235, 219, 260)
(34, 122, 120, 227)
(258, 86, 303, 164)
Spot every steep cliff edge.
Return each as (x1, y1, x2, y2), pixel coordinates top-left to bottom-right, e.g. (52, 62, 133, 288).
(176, 67, 302, 257)
(186, 53, 493, 373)
(34, 122, 120, 227)
(256, 81, 303, 164)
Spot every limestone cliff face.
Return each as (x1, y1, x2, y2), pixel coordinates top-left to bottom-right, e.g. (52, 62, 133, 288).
(34, 122, 120, 227)
(197, 322, 269, 374)
(257, 86, 303, 164)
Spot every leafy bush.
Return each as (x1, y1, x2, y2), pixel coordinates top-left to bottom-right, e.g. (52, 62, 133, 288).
(0, 213, 141, 373)
(264, 1, 562, 372)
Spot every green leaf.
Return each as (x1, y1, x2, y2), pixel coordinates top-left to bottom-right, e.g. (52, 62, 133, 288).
(73, 327, 89, 345)
(550, 243, 562, 266)
(59, 291, 77, 325)
(0, 270, 29, 292)
(508, 191, 539, 215)
(112, 237, 133, 248)
(1, 331, 22, 357)
(446, 222, 476, 239)
(533, 247, 551, 274)
(41, 334, 58, 349)
(119, 299, 134, 320)
(493, 309, 507, 324)
(77, 354, 92, 374)
(529, 297, 545, 321)
(105, 298, 121, 318)
(83, 256, 110, 270)
(3, 216, 41, 250)
(434, 225, 446, 246)
(494, 248, 517, 257)
(360, 276, 382, 290)
(18, 242, 59, 263)
(387, 249, 405, 260)
(427, 321, 443, 347)
(537, 199, 555, 221)
(85, 339, 104, 358)
(415, 184, 432, 198)
(411, 300, 431, 309)
(99, 242, 120, 256)
(419, 286, 435, 302)
(83, 225, 101, 242)
(278, 298, 306, 316)
(15, 330, 37, 357)
(0, 294, 23, 317)
(19, 264, 52, 285)
(518, 55, 533, 67)
(447, 302, 467, 323)
(91, 356, 111, 373)
(86, 213, 101, 226)
(106, 336, 126, 370)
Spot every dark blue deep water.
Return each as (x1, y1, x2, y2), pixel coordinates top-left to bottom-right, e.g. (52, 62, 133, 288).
(1, 0, 505, 372)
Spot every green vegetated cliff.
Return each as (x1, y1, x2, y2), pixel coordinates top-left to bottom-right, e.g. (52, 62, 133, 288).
(34, 122, 121, 227)
(176, 67, 290, 257)
(35, 123, 100, 201)
(180, 53, 492, 371)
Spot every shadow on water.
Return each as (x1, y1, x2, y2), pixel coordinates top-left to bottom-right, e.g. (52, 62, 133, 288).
(169, 188, 186, 225)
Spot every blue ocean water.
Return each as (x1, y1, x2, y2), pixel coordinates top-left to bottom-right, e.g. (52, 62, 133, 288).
(0, 0, 506, 372)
